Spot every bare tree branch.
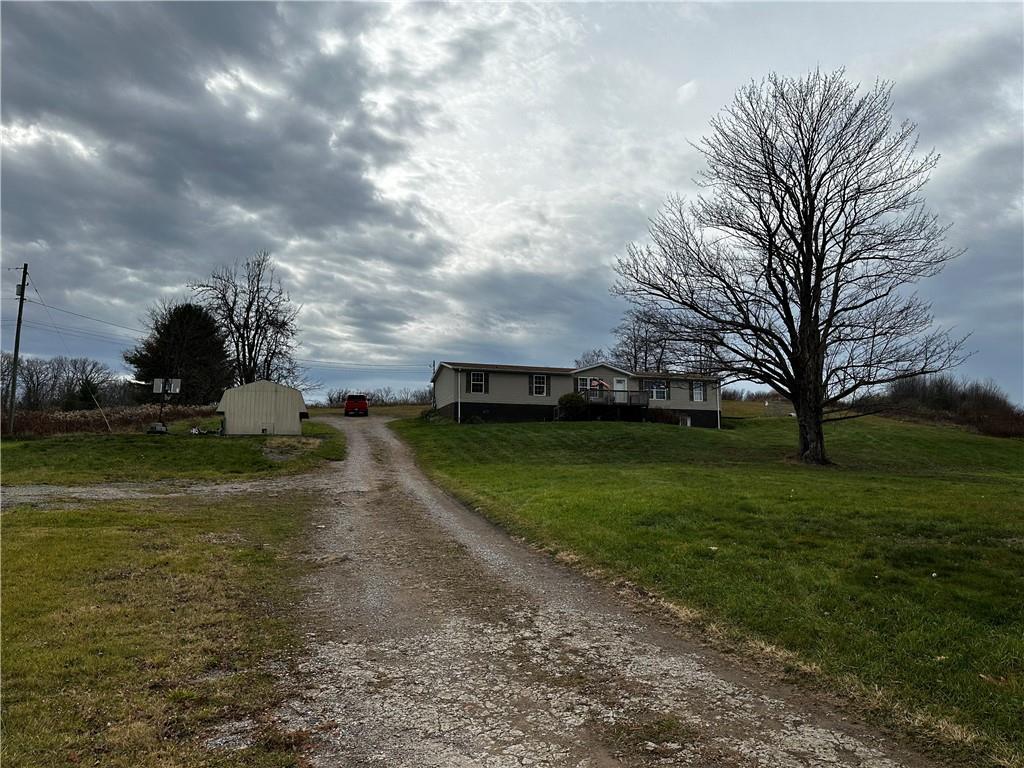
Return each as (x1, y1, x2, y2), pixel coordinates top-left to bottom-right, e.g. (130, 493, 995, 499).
(615, 69, 968, 463)
(189, 250, 313, 389)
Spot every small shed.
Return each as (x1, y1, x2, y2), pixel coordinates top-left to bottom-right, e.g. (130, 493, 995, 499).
(216, 380, 309, 436)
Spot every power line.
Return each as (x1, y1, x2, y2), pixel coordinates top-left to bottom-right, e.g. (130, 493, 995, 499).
(2, 317, 138, 339)
(294, 362, 429, 373)
(293, 357, 428, 368)
(2, 320, 137, 346)
(22, 299, 146, 334)
(9, 297, 430, 373)
(26, 276, 113, 432)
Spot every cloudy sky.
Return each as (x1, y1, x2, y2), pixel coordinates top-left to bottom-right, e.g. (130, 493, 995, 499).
(2, 2, 1022, 401)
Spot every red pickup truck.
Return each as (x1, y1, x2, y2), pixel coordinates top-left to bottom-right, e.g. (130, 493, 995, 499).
(344, 393, 369, 417)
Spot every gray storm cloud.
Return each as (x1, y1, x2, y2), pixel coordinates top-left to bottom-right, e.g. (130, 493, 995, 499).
(2, 2, 1021, 399)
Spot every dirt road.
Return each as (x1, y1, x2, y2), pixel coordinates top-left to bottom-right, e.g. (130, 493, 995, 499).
(263, 415, 935, 768)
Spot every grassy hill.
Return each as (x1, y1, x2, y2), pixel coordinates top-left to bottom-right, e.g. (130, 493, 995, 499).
(392, 413, 1024, 766)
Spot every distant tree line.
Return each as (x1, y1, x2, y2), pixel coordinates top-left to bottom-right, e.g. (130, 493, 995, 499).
(0, 352, 135, 412)
(321, 386, 432, 408)
(721, 386, 784, 402)
(858, 375, 1023, 438)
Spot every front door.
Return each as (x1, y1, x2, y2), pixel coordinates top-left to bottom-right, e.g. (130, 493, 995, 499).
(613, 377, 627, 404)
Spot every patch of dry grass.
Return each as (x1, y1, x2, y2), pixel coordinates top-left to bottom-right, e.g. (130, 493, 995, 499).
(1, 493, 314, 767)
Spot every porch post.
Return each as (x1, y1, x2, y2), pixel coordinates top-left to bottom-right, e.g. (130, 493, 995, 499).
(716, 379, 721, 429)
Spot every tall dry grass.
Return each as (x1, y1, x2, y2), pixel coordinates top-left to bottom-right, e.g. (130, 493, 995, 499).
(3, 405, 216, 437)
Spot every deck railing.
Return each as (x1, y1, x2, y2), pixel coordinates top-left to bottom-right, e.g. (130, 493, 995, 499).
(578, 388, 650, 406)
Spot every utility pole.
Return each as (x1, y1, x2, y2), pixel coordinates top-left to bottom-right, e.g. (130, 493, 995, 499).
(7, 263, 28, 435)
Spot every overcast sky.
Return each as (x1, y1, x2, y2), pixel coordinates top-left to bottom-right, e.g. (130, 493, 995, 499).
(2, 2, 1022, 401)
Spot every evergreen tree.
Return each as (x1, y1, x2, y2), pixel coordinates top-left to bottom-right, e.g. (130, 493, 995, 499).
(124, 302, 233, 405)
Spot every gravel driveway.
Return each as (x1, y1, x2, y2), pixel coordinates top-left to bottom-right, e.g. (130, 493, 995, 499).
(268, 415, 936, 768)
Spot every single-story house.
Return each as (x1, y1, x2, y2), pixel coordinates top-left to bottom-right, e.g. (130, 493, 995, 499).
(216, 380, 309, 435)
(431, 361, 720, 427)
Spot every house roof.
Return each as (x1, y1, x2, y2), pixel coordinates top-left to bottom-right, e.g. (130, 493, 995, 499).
(572, 362, 634, 376)
(432, 361, 572, 382)
(432, 361, 719, 383)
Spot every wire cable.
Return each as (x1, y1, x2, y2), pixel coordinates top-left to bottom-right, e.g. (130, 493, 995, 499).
(11, 297, 430, 376)
(22, 299, 146, 334)
(27, 277, 112, 432)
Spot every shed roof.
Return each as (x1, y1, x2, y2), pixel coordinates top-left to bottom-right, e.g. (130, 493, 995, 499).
(216, 380, 308, 413)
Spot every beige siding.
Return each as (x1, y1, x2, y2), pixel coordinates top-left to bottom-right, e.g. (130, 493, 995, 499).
(216, 380, 307, 435)
(433, 365, 720, 413)
(652, 378, 720, 411)
(574, 365, 631, 388)
(434, 367, 457, 409)
(578, 366, 720, 411)
(435, 367, 572, 408)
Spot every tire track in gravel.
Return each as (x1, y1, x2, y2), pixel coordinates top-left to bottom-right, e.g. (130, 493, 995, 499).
(265, 416, 939, 767)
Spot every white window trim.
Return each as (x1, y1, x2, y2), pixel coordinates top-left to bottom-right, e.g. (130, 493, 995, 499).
(693, 381, 706, 402)
(652, 387, 667, 401)
(470, 371, 485, 394)
(578, 376, 589, 392)
(532, 374, 547, 397)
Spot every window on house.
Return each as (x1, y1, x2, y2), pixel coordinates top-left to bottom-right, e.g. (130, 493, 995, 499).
(692, 381, 706, 402)
(648, 379, 667, 400)
(533, 374, 548, 396)
(578, 376, 589, 392)
(470, 371, 485, 394)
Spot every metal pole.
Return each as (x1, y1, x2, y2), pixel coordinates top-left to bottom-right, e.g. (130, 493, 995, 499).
(716, 378, 721, 429)
(6, 263, 28, 435)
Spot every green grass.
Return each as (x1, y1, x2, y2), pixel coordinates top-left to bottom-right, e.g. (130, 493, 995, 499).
(1, 418, 345, 486)
(1, 492, 314, 767)
(391, 415, 1024, 765)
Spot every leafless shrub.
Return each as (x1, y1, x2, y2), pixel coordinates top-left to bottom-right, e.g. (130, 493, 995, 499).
(859, 375, 1023, 437)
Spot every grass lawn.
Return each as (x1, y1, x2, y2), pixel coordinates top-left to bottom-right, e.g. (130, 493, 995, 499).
(1, 492, 314, 767)
(1, 418, 345, 486)
(391, 414, 1024, 766)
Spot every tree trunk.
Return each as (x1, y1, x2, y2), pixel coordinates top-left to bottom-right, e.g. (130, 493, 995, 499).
(795, 399, 829, 464)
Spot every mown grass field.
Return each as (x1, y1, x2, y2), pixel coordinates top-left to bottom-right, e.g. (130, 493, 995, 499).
(391, 413, 1024, 765)
(1, 492, 314, 767)
(1, 418, 345, 486)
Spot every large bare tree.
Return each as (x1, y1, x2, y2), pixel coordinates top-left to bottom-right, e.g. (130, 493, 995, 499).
(616, 70, 967, 463)
(190, 251, 306, 387)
